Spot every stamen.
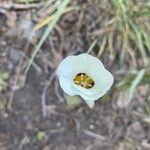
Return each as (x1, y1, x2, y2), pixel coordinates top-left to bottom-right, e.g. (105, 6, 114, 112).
(74, 81, 80, 84)
(81, 82, 86, 88)
(85, 77, 90, 81)
(86, 83, 93, 87)
(81, 74, 84, 81)
(73, 73, 95, 89)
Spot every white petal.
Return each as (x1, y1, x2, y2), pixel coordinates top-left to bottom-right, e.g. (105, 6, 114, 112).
(57, 53, 104, 79)
(57, 55, 86, 79)
(94, 68, 114, 98)
(57, 53, 114, 102)
(76, 53, 105, 70)
(84, 100, 95, 108)
(59, 77, 77, 96)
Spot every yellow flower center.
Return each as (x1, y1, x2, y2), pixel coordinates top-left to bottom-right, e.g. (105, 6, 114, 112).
(73, 73, 95, 89)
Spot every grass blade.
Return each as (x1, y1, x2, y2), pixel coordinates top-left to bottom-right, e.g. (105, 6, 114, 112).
(26, 0, 70, 73)
(87, 40, 97, 54)
(97, 36, 107, 58)
(129, 69, 145, 101)
(129, 20, 148, 66)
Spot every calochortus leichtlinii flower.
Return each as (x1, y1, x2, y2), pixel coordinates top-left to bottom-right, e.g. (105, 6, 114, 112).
(57, 53, 114, 108)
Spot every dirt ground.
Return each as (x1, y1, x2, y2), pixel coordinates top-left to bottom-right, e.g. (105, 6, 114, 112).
(0, 1, 150, 150)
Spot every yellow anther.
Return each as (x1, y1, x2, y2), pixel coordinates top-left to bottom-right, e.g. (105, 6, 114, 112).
(81, 74, 84, 81)
(73, 73, 94, 89)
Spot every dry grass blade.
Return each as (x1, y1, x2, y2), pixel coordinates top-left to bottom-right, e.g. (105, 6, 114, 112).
(87, 40, 97, 54)
(0, 1, 44, 9)
(128, 47, 137, 67)
(108, 30, 115, 64)
(97, 36, 107, 58)
(129, 20, 148, 66)
(33, 6, 80, 31)
(128, 69, 145, 101)
(120, 29, 128, 66)
(83, 130, 111, 142)
(26, 0, 71, 73)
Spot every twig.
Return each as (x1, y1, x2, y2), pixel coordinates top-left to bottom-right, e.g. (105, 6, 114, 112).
(7, 41, 41, 110)
(54, 79, 64, 102)
(48, 25, 65, 55)
(38, 0, 61, 19)
(76, 9, 84, 31)
(0, 2, 44, 10)
(83, 130, 111, 142)
(49, 127, 65, 134)
(41, 72, 56, 117)
(87, 27, 113, 37)
(7, 42, 31, 110)
(7, 59, 23, 111)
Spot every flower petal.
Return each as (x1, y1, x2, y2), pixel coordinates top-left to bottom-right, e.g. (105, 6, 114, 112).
(84, 100, 95, 108)
(73, 68, 114, 98)
(57, 53, 105, 79)
(59, 77, 77, 96)
(57, 53, 114, 102)
(57, 55, 86, 79)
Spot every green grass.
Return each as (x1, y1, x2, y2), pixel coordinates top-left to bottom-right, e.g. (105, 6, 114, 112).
(16, 0, 38, 3)
(94, 0, 150, 67)
(25, 0, 71, 73)
(26, 0, 149, 71)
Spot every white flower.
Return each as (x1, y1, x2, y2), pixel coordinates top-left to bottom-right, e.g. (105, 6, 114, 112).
(57, 53, 114, 108)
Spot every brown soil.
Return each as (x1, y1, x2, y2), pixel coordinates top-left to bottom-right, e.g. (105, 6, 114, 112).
(0, 1, 150, 150)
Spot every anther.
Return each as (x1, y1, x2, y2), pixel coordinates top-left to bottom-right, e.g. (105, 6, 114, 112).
(73, 73, 95, 89)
